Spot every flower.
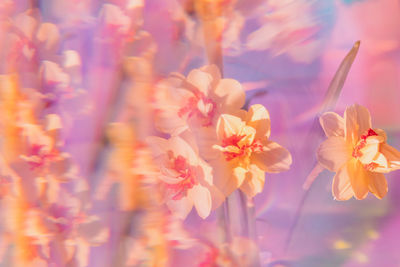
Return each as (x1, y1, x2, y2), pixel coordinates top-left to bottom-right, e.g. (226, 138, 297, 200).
(212, 104, 292, 197)
(147, 136, 219, 219)
(317, 104, 400, 200)
(154, 65, 245, 135)
(154, 65, 245, 160)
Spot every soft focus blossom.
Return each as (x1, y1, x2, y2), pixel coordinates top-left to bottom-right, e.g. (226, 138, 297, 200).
(147, 135, 217, 219)
(213, 104, 292, 197)
(317, 104, 400, 200)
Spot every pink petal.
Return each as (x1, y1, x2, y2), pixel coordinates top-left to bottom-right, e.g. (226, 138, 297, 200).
(319, 112, 345, 137)
(187, 69, 213, 94)
(188, 185, 211, 219)
(214, 79, 245, 110)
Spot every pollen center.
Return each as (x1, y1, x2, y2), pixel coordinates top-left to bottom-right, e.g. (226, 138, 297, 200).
(164, 152, 197, 200)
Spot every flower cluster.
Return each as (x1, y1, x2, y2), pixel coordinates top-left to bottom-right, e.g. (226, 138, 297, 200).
(151, 65, 292, 219)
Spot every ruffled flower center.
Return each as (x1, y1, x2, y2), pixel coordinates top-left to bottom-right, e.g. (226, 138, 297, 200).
(352, 128, 378, 158)
(178, 92, 216, 126)
(220, 134, 263, 162)
(164, 152, 197, 200)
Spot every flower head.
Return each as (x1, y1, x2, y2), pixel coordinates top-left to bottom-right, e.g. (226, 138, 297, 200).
(212, 104, 292, 197)
(317, 104, 400, 200)
(154, 65, 245, 135)
(147, 136, 217, 219)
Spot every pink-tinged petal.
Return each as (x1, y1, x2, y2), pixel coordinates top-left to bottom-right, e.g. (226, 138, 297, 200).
(347, 158, 369, 200)
(213, 79, 245, 110)
(188, 185, 211, 219)
(332, 165, 354, 201)
(45, 114, 62, 131)
(319, 112, 344, 137)
(63, 50, 81, 68)
(193, 127, 218, 160)
(145, 136, 169, 158)
(40, 61, 69, 86)
(169, 136, 199, 166)
(167, 197, 194, 220)
(380, 143, 400, 170)
(216, 114, 244, 140)
(366, 172, 388, 199)
(154, 108, 188, 135)
(198, 158, 213, 185)
(36, 23, 60, 51)
(344, 104, 371, 145)
(240, 164, 265, 198)
(187, 69, 213, 94)
(99, 4, 130, 34)
(317, 137, 351, 172)
(246, 104, 271, 138)
(200, 65, 221, 85)
(252, 141, 292, 173)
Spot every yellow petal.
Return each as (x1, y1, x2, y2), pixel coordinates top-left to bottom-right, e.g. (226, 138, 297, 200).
(211, 158, 246, 197)
(332, 165, 354, 201)
(317, 137, 351, 172)
(252, 141, 292, 173)
(213, 78, 245, 110)
(238, 126, 256, 147)
(216, 114, 244, 140)
(246, 104, 271, 138)
(188, 185, 211, 219)
(319, 112, 345, 137)
(344, 104, 371, 145)
(347, 158, 369, 200)
(240, 165, 265, 198)
(366, 172, 387, 199)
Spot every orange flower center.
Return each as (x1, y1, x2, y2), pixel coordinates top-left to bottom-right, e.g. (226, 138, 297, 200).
(166, 152, 197, 200)
(352, 128, 378, 158)
(221, 135, 263, 161)
(178, 92, 216, 126)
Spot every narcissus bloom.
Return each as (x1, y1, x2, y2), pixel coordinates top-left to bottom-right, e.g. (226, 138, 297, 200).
(317, 104, 400, 200)
(154, 65, 245, 135)
(147, 136, 215, 219)
(212, 104, 292, 197)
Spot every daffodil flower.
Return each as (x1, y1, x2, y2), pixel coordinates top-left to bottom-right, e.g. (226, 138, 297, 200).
(212, 104, 292, 197)
(317, 104, 400, 200)
(154, 65, 245, 135)
(147, 136, 218, 219)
